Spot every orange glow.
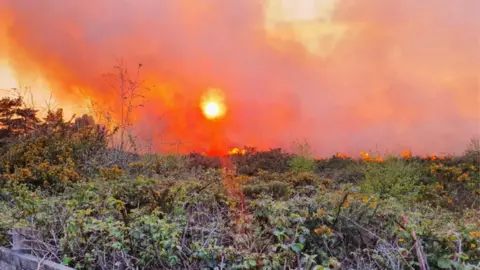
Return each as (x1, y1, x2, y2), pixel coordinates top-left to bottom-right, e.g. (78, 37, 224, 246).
(200, 88, 226, 120)
(204, 102, 220, 119)
(0, 62, 17, 89)
(0, 1, 478, 156)
(425, 154, 447, 161)
(228, 147, 246, 155)
(402, 150, 412, 160)
(335, 153, 350, 159)
(360, 152, 383, 162)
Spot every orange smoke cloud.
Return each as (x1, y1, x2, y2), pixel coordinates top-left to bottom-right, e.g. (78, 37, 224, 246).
(1, 0, 479, 156)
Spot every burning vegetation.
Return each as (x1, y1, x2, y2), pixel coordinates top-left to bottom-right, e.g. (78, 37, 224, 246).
(0, 96, 479, 268)
(0, 0, 479, 269)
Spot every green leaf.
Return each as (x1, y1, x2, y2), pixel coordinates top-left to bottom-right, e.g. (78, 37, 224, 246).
(291, 243, 304, 253)
(458, 252, 469, 260)
(248, 260, 257, 267)
(111, 242, 122, 249)
(437, 259, 453, 269)
(168, 255, 178, 265)
(62, 256, 72, 265)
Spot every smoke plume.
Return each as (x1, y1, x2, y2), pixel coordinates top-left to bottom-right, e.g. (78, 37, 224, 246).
(1, 0, 479, 156)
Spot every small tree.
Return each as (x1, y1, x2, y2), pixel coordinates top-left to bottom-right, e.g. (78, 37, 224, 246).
(104, 60, 150, 152)
(0, 97, 39, 146)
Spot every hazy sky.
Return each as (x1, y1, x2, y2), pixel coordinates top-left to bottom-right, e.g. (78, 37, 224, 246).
(1, 0, 479, 155)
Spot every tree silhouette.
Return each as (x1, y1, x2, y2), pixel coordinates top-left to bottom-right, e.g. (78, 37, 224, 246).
(0, 97, 39, 145)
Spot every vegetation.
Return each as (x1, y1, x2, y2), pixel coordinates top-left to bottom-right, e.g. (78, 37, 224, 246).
(0, 97, 479, 269)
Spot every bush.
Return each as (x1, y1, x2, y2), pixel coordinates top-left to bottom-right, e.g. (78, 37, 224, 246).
(231, 147, 293, 175)
(465, 137, 480, 165)
(2, 98, 480, 269)
(360, 157, 422, 201)
(289, 140, 316, 173)
(0, 102, 107, 188)
(243, 181, 290, 199)
(289, 156, 316, 173)
(422, 159, 480, 211)
(186, 152, 222, 170)
(1, 167, 479, 269)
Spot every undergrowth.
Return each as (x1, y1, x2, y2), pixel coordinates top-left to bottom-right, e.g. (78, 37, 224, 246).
(0, 97, 479, 269)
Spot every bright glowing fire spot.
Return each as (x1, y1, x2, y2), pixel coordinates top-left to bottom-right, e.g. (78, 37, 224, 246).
(204, 102, 220, 118)
(228, 147, 246, 155)
(201, 88, 226, 120)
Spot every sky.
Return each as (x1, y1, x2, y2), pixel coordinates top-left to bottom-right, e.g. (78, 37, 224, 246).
(0, 0, 479, 156)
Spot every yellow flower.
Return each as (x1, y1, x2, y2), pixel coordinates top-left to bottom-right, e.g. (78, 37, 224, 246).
(314, 225, 326, 234)
(471, 243, 476, 249)
(317, 208, 327, 217)
(399, 238, 405, 243)
(362, 197, 369, 204)
(342, 201, 351, 208)
(457, 173, 470, 182)
(468, 232, 480, 238)
(314, 225, 332, 235)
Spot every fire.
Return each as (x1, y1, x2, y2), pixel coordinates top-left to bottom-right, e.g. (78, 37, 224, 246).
(360, 152, 384, 162)
(1, 1, 478, 155)
(425, 154, 447, 161)
(200, 88, 226, 120)
(204, 101, 220, 119)
(228, 147, 246, 155)
(335, 153, 350, 159)
(402, 150, 412, 160)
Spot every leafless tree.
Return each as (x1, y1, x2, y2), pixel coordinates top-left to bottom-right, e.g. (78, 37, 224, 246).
(104, 59, 150, 152)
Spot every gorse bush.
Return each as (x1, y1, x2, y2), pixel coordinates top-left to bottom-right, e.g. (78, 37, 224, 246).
(360, 157, 422, 201)
(1, 157, 479, 269)
(0, 100, 108, 188)
(289, 156, 316, 173)
(231, 147, 293, 175)
(289, 140, 316, 173)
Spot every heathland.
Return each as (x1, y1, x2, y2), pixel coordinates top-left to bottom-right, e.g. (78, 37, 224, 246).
(0, 96, 479, 269)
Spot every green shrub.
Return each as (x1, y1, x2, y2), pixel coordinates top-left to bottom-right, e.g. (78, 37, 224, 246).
(289, 156, 316, 173)
(243, 181, 290, 199)
(0, 105, 107, 188)
(289, 140, 316, 173)
(360, 157, 422, 201)
(231, 147, 293, 175)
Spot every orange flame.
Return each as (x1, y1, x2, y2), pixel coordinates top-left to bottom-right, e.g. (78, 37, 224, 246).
(360, 152, 383, 162)
(425, 154, 447, 161)
(402, 150, 412, 160)
(335, 152, 351, 159)
(228, 147, 246, 155)
(200, 88, 227, 120)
